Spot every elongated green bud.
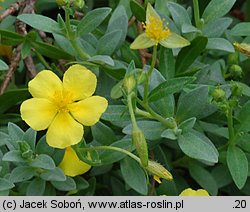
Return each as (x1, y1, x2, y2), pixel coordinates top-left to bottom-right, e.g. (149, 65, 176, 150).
(132, 126, 148, 167)
(73, 0, 85, 9)
(123, 75, 136, 94)
(146, 160, 173, 182)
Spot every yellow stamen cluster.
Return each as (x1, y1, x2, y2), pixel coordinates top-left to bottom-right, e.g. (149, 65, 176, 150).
(53, 91, 73, 112)
(143, 16, 170, 44)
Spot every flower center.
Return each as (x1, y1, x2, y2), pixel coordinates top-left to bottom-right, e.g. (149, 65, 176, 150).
(143, 16, 170, 44)
(53, 90, 73, 112)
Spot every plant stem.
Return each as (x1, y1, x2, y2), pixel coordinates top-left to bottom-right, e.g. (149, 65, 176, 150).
(83, 145, 141, 164)
(135, 108, 154, 119)
(193, 0, 202, 29)
(227, 107, 235, 145)
(143, 45, 158, 104)
(35, 51, 52, 70)
(64, 7, 90, 60)
(137, 98, 177, 129)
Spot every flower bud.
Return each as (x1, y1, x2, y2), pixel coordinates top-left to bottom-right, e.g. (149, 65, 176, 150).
(211, 88, 226, 102)
(123, 75, 136, 94)
(132, 126, 148, 167)
(230, 81, 243, 97)
(234, 42, 250, 57)
(56, 0, 70, 7)
(227, 52, 238, 66)
(229, 64, 242, 79)
(18, 141, 33, 159)
(146, 160, 173, 182)
(73, 0, 85, 9)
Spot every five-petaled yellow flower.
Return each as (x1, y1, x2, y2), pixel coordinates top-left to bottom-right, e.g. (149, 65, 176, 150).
(179, 188, 210, 196)
(130, 3, 190, 49)
(59, 147, 91, 177)
(20, 64, 108, 149)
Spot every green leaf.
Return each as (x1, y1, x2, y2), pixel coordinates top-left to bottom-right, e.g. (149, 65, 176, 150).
(98, 139, 134, 165)
(236, 100, 250, 132)
(36, 135, 54, 156)
(22, 128, 36, 151)
(130, 0, 146, 22)
(176, 86, 209, 122)
(148, 77, 196, 102)
(17, 14, 62, 34)
(26, 178, 46, 196)
(40, 168, 66, 182)
(0, 178, 14, 191)
(107, 5, 128, 49)
(9, 166, 36, 183)
(189, 163, 218, 195)
(88, 55, 114, 66)
(31, 154, 55, 170)
(161, 129, 177, 140)
(202, 0, 236, 23)
(211, 165, 232, 188)
(120, 156, 147, 195)
(96, 30, 122, 56)
(227, 145, 248, 189)
(0, 59, 8, 71)
(8, 122, 24, 149)
(123, 121, 165, 140)
(231, 23, 250, 36)
(167, 2, 191, 29)
(178, 130, 219, 163)
(51, 176, 76, 191)
(206, 38, 234, 53)
(31, 41, 73, 60)
(2, 150, 27, 162)
(202, 17, 232, 38)
(77, 8, 112, 36)
(75, 176, 89, 190)
(21, 40, 32, 59)
(176, 36, 208, 74)
(101, 105, 131, 127)
(178, 117, 196, 133)
(158, 47, 175, 80)
(0, 114, 21, 125)
(91, 122, 116, 145)
(0, 29, 24, 45)
(0, 89, 30, 114)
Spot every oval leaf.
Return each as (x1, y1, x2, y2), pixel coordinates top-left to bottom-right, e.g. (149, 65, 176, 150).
(227, 145, 248, 189)
(120, 156, 148, 195)
(17, 14, 62, 34)
(178, 130, 219, 163)
(148, 77, 196, 102)
(77, 8, 112, 36)
(176, 36, 208, 74)
(202, 0, 236, 23)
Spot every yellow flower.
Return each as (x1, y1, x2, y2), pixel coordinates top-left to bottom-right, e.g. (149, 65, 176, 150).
(20, 64, 108, 149)
(59, 146, 91, 177)
(130, 3, 190, 49)
(179, 188, 210, 196)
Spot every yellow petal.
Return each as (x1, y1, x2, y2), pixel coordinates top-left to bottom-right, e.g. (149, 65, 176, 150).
(69, 96, 108, 126)
(63, 64, 97, 101)
(46, 112, 83, 149)
(153, 175, 162, 184)
(160, 32, 190, 49)
(146, 3, 161, 22)
(130, 33, 156, 49)
(28, 70, 63, 99)
(59, 147, 91, 177)
(20, 98, 57, 130)
(179, 188, 209, 196)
